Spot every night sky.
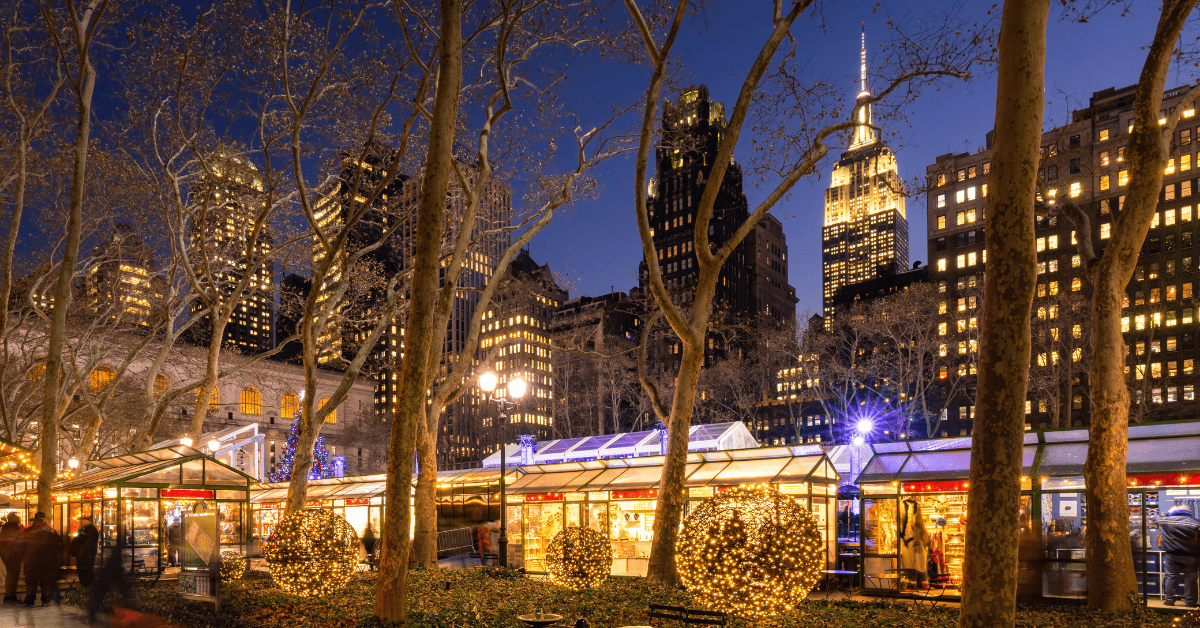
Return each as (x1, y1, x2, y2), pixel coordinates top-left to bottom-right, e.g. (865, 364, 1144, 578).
(530, 2, 1180, 318)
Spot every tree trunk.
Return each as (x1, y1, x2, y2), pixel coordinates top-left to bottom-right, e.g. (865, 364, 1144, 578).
(1081, 1, 1198, 611)
(412, 417, 439, 569)
(38, 26, 100, 511)
(374, 0, 462, 619)
(189, 315, 229, 437)
(958, 2, 1046, 627)
(645, 341, 702, 586)
(1084, 279, 1137, 610)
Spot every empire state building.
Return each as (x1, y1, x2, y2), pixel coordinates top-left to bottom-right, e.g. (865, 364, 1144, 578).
(821, 31, 908, 315)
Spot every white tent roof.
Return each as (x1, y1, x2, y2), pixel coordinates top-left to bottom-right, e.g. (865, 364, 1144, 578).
(480, 421, 758, 468)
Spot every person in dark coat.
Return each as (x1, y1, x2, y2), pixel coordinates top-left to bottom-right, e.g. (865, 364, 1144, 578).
(1158, 504, 1200, 607)
(362, 524, 377, 570)
(22, 512, 60, 607)
(69, 515, 100, 587)
(0, 512, 23, 604)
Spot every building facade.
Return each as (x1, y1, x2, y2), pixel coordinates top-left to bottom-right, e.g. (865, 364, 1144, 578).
(189, 149, 277, 352)
(821, 33, 908, 316)
(927, 82, 1200, 436)
(85, 224, 162, 326)
(748, 214, 799, 324)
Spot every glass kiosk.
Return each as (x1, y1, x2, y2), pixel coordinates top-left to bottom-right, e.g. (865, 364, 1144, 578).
(855, 421, 1200, 606)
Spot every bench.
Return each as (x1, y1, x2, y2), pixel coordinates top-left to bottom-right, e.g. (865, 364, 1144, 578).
(647, 604, 727, 626)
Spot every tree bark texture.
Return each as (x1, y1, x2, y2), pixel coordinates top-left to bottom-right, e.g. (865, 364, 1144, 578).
(1084, 1, 1197, 611)
(374, 0, 462, 620)
(959, 2, 1046, 627)
(412, 422, 439, 568)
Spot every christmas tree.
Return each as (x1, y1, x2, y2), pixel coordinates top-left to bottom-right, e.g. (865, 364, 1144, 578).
(268, 419, 334, 482)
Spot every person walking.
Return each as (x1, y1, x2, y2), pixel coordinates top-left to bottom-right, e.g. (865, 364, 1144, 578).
(0, 512, 23, 604)
(69, 515, 100, 587)
(1158, 503, 1200, 607)
(22, 512, 61, 607)
(362, 524, 377, 570)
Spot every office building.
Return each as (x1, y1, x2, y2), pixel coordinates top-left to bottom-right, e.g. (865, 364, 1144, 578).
(821, 32, 908, 316)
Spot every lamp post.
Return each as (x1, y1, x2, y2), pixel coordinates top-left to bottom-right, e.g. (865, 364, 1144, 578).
(479, 371, 526, 568)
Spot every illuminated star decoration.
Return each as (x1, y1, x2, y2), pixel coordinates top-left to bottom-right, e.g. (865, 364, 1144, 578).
(677, 484, 824, 618)
(263, 508, 359, 596)
(219, 550, 247, 581)
(545, 525, 612, 589)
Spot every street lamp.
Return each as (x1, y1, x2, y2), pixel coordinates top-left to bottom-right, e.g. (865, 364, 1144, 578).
(67, 458, 79, 470)
(208, 439, 221, 453)
(479, 372, 527, 568)
(180, 436, 194, 448)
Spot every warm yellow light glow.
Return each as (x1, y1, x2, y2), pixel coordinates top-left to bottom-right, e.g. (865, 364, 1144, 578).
(677, 484, 823, 618)
(220, 550, 247, 581)
(479, 371, 498, 393)
(508, 377, 527, 399)
(263, 508, 359, 597)
(545, 526, 612, 589)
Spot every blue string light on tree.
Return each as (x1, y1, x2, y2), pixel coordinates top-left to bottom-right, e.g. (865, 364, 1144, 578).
(268, 419, 335, 482)
(676, 484, 824, 618)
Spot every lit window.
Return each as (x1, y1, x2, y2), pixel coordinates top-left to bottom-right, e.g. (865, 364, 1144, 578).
(240, 387, 262, 415)
(1183, 155, 1192, 171)
(967, 186, 976, 201)
(89, 366, 115, 395)
(1072, 278, 1082, 291)
(1119, 170, 1129, 186)
(281, 393, 299, 419)
(937, 258, 947, 272)
(1069, 182, 1081, 198)
(1100, 175, 1110, 191)
(1100, 129, 1110, 141)
(320, 397, 337, 423)
(1101, 223, 1111, 239)
(937, 194, 946, 208)
(956, 189, 965, 203)
(1048, 235, 1058, 249)
(938, 322, 947, 336)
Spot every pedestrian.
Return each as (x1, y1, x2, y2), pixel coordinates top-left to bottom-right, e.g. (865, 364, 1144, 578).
(68, 515, 100, 587)
(362, 524, 377, 570)
(88, 547, 131, 625)
(22, 512, 60, 607)
(0, 512, 23, 604)
(1158, 503, 1200, 607)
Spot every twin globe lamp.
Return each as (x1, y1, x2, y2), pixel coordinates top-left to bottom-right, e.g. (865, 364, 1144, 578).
(478, 371, 527, 400)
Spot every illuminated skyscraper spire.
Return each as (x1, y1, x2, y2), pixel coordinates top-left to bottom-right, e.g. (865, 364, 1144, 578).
(858, 26, 869, 98)
(850, 25, 877, 149)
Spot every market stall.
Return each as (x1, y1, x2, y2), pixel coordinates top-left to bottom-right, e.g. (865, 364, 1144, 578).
(31, 444, 253, 571)
(0, 438, 32, 519)
(856, 420, 1200, 603)
(504, 444, 839, 576)
(248, 466, 516, 554)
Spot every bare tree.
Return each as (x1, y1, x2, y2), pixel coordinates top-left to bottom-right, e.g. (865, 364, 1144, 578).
(1057, 0, 1200, 612)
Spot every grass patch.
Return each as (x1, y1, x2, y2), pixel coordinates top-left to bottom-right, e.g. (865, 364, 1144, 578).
(83, 568, 1175, 628)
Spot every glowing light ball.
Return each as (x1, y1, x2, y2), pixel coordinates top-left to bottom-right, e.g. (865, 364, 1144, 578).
(677, 484, 824, 618)
(545, 525, 612, 589)
(219, 550, 247, 581)
(263, 508, 359, 596)
(855, 418, 874, 434)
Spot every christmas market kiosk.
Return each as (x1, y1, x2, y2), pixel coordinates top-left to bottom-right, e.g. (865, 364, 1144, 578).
(855, 420, 1200, 604)
(28, 444, 253, 571)
(502, 443, 839, 577)
(248, 466, 516, 554)
(0, 437, 32, 517)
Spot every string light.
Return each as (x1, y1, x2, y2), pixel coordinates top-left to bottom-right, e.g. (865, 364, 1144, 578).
(677, 484, 824, 618)
(263, 508, 358, 597)
(544, 525, 612, 589)
(1176, 609, 1200, 627)
(219, 550, 247, 581)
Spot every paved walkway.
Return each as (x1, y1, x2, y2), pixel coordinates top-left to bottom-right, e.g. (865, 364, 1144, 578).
(0, 603, 95, 628)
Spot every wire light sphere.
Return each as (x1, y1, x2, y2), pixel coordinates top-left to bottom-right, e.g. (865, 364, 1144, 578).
(677, 484, 824, 618)
(219, 550, 247, 581)
(263, 508, 359, 597)
(544, 525, 612, 589)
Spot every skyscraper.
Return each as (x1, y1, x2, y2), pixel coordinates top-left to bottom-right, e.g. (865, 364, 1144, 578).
(640, 84, 754, 363)
(189, 148, 276, 352)
(86, 223, 161, 326)
(821, 32, 908, 316)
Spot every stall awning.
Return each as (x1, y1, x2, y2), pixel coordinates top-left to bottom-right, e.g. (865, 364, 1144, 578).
(858, 420, 1200, 485)
(49, 445, 253, 494)
(506, 445, 838, 495)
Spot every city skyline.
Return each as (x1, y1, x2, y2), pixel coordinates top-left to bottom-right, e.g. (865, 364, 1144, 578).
(532, 3, 1176, 316)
